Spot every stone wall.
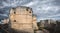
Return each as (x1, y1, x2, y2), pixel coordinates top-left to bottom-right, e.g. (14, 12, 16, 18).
(9, 6, 38, 33)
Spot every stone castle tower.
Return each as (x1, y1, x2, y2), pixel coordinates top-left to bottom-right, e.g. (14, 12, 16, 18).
(9, 6, 38, 33)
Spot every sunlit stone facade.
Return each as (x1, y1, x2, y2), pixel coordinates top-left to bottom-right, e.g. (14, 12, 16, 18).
(9, 6, 38, 33)
(33, 15, 38, 30)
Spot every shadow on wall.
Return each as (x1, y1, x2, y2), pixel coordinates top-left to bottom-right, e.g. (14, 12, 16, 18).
(0, 24, 33, 33)
(9, 28, 31, 33)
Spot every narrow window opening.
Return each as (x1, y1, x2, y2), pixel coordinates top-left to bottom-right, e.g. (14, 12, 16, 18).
(14, 11, 16, 14)
(29, 11, 31, 13)
(13, 8, 15, 10)
(26, 8, 28, 11)
(14, 20, 16, 22)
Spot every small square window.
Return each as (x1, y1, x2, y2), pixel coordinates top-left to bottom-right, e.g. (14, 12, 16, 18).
(14, 20, 16, 22)
(29, 11, 31, 13)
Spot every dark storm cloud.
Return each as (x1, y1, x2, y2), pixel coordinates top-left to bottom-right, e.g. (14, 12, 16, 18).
(23, 0, 60, 21)
(0, 7, 10, 20)
(1, 0, 32, 7)
(53, 0, 60, 6)
(0, 0, 32, 20)
(0, 0, 60, 21)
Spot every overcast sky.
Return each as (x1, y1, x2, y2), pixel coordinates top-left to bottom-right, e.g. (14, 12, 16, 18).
(0, 0, 60, 22)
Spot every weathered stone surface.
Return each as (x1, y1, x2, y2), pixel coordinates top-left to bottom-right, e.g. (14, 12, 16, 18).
(35, 30, 44, 33)
(35, 29, 50, 33)
(9, 6, 38, 33)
